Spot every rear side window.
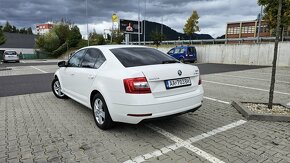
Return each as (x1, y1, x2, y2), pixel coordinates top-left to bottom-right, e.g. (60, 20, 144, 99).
(110, 48, 176, 68)
(4, 51, 17, 55)
(81, 48, 106, 69)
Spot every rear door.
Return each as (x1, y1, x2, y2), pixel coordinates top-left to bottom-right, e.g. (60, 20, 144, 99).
(74, 48, 106, 105)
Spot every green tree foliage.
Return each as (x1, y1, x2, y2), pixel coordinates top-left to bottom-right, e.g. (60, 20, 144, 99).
(3, 21, 13, 32)
(183, 10, 200, 38)
(150, 32, 166, 48)
(36, 22, 82, 57)
(67, 26, 82, 47)
(0, 29, 6, 45)
(89, 30, 105, 45)
(258, 0, 290, 30)
(36, 32, 60, 52)
(2, 21, 33, 34)
(112, 30, 124, 44)
(52, 23, 70, 45)
(27, 27, 33, 34)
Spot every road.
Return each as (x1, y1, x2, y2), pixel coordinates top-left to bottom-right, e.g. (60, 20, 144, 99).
(0, 63, 268, 97)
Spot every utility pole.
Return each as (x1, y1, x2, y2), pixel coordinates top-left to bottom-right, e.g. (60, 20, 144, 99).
(143, 0, 146, 45)
(138, 0, 141, 45)
(86, 0, 89, 46)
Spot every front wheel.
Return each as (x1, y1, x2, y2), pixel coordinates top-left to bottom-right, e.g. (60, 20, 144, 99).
(92, 93, 114, 130)
(52, 78, 67, 99)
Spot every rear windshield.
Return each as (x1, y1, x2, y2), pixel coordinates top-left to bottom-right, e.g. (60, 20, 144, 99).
(4, 51, 17, 55)
(110, 47, 176, 67)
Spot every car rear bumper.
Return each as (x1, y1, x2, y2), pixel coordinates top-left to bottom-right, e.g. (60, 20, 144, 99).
(109, 86, 204, 124)
(3, 58, 20, 62)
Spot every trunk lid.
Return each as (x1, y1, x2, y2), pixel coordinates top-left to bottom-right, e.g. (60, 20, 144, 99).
(129, 63, 200, 98)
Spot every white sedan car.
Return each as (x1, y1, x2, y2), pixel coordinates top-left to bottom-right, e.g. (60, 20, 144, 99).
(52, 45, 203, 129)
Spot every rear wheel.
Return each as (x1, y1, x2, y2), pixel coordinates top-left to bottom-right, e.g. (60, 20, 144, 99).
(92, 93, 114, 130)
(52, 78, 67, 99)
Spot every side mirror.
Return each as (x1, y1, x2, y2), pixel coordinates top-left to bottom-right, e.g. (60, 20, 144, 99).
(58, 61, 67, 67)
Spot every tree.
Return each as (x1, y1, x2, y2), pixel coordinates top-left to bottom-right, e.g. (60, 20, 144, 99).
(67, 26, 82, 47)
(183, 10, 199, 39)
(52, 23, 70, 45)
(258, 0, 290, 34)
(112, 31, 124, 44)
(0, 30, 6, 45)
(36, 32, 60, 52)
(3, 21, 12, 32)
(150, 32, 165, 48)
(268, 0, 282, 109)
(89, 30, 105, 45)
(27, 27, 33, 34)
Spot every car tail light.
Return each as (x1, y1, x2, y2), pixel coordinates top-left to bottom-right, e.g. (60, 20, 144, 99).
(123, 77, 151, 94)
(198, 75, 202, 85)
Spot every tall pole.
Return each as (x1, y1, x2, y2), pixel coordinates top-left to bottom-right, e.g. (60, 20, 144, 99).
(138, 0, 141, 45)
(268, 0, 282, 109)
(143, 0, 146, 45)
(257, 5, 263, 43)
(86, 0, 89, 46)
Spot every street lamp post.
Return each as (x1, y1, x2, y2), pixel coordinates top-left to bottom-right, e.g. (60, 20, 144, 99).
(143, 0, 146, 45)
(138, 0, 141, 45)
(257, 5, 263, 43)
(86, 0, 89, 46)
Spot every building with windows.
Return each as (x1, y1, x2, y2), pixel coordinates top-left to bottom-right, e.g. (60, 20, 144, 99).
(225, 20, 270, 43)
(36, 22, 53, 35)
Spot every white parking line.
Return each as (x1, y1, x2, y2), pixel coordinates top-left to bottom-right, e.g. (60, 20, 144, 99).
(30, 66, 48, 73)
(204, 80, 290, 96)
(245, 71, 290, 77)
(213, 74, 290, 84)
(204, 96, 230, 105)
(124, 120, 247, 163)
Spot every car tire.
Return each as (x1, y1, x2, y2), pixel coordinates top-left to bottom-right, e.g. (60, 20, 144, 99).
(92, 93, 114, 130)
(51, 78, 68, 99)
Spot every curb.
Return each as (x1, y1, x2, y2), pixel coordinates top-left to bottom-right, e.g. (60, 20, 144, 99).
(232, 101, 290, 122)
(0, 68, 12, 71)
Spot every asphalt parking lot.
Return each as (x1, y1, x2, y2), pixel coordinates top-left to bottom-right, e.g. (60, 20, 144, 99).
(0, 61, 290, 163)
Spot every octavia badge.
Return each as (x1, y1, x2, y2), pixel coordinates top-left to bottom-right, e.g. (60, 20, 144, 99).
(178, 70, 182, 76)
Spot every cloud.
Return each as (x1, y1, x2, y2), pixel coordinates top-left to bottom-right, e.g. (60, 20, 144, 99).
(0, 0, 261, 38)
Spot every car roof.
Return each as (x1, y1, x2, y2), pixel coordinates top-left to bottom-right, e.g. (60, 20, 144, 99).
(83, 45, 149, 51)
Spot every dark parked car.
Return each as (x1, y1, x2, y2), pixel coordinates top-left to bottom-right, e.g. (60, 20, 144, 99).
(167, 46, 197, 63)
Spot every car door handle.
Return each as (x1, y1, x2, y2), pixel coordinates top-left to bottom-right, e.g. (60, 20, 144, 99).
(70, 73, 75, 76)
(88, 75, 95, 79)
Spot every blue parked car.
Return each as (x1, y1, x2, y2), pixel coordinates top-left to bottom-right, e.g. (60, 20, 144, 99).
(167, 46, 197, 63)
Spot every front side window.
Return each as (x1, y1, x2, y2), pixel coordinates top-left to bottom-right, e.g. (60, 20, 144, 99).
(81, 48, 106, 69)
(67, 49, 86, 67)
(110, 47, 177, 68)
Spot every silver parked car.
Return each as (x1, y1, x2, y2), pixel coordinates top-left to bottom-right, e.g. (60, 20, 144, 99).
(3, 51, 20, 63)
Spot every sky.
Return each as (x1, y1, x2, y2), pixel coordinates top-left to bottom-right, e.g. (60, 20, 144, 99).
(0, 0, 261, 38)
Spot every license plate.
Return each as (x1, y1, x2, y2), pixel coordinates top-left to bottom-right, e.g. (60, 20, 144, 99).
(165, 77, 191, 89)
